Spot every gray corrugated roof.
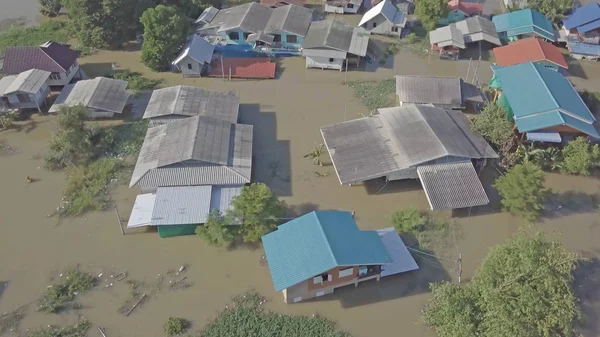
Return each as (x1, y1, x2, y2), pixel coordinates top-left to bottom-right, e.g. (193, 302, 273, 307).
(265, 5, 312, 37)
(209, 185, 243, 213)
(417, 161, 489, 210)
(302, 20, 370, 56)
(321, 104, 497, 184)
(172, 35, 215, 66)
(454, 16, 501, 45)
(359, 0, 406, 27)
(49, 77, 129, 113)
(429, 24, 466, 48)
(395, 75, 465, 108)
(196, 6, 219, 24)
(3, 69, 50, 95)
(152, 186, 213, 225)
(202, 2, 273, 34)
(143, 86, 239, 123)
(0, 76, 17, 96)
(246, 31, 275, 44)
(130, 115, 253, 188)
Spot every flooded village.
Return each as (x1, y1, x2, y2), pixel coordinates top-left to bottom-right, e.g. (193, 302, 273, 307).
(1, 0, 600, 336)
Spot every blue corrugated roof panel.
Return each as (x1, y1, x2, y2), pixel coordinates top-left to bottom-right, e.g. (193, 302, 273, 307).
(568, 41, 600, 56)
(561, 113, 600, 137)
(261, 210, 393, 292)
(515, 111, 565, 132)
(563, 2, 600, 31)
(493, 9, 555, 41)
(577, 18, 600, 34)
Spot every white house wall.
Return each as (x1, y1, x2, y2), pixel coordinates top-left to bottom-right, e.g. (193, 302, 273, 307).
(306, 56, 345, 70)
(46, 62, 80, 86)
(364, 15, 402, 36)
(177, 55, 204, 76)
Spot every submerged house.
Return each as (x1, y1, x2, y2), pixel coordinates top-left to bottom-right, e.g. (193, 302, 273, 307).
(48, 77, 130, 118)
(492, 8, 555, 42)
(2, 41, 81, 87)
(491, 62, 599, 142)
(439, 0, 483, 26)
(430, 24, 465, 58)
(320, 104, 498, 210)
(262, 210, 419, 303)
(302, 20, 370, 71)
(324, 0, 362, 14)
(358, 0, 407, 37)
(172, 35, 216, 77)
(0, 69, 51, 113)
(429, 16, 500, 57)
(493, 37, 568, 70)
(395, 75, 483, 109)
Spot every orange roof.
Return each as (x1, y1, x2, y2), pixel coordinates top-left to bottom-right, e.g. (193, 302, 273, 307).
(448, 0, 483, 16)
(210, 58, 276, 79)
(493, 37, 568, 69)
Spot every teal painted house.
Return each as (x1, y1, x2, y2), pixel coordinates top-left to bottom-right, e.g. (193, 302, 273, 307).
(492, 9, 556, 42)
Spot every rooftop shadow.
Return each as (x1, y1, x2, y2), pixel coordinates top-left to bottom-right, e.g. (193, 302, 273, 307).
(461, 42, 494, 62)
(80, 63, 115, 78)
(239, 103, 292, 197)
(574, 255, 600, 337)
(543, 190, 600, 219)
(364, 39, 396, 72)
(566, 58, 588, 80)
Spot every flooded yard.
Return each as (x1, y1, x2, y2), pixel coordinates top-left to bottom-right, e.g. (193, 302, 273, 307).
(1, 7, 600, 337)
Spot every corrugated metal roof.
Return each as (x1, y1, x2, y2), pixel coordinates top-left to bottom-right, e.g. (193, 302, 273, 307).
(493, 37, 568, 68)
(563, 2, 600, 31)
(265, 4, 312, 37)
(568, 41, 600, 56)
(3, 69, 50, 94)
(454, 16, 501, 46)
(49, 77, 130, 114)
(0, 76, 17, 96)
(261, 210, 393, 292)
(152, 186, 213, 225)
(172, 35, 216, 66)
(127, 193, 156, 228)
(302, 20, 370, 56)
(321, 104, 498, 184)
(492, 8, 555, 41)
(417, 161, 489, 210)
(359, 0, 406, 27)
(201, 2, 273, 34)
(196, 6, 219, 24)
(136, 165, 250, 188)
(143, 85, 239, 123)
(395, 75, 464, 107)
(429, 24, 466, 48)
(209, 185, 243, 213)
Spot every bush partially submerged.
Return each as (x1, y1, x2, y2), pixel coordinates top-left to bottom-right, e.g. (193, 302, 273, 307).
(113, 70, 161, 94)
(390, 207, 426, 233)
(347, 79, 396, 111)
(165, 317, 189, 336)
(39, 269, 96, 313)
(493, 162, 548, 222)
(29, 319, 91, 337)
(561, 137, 600, 176)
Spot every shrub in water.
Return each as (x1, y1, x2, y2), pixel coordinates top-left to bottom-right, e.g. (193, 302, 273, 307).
(165, 317, 188, 336)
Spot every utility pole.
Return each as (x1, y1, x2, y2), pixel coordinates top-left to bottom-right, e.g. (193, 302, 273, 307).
(457, 253, 463, 283)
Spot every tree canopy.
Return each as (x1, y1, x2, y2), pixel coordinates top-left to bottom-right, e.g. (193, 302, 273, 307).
(423, 230, 581, 337)
(471, 104, 515, 148)
(140, 5, 190, 71)
(493, 162, 547, 221)
(561, 137, 600, 176)
(196, 210, 236, 247)
(45, 105, 96, 169)
(528, 0, 573, 23)
(39, 0, 63, 16)
(415, 0, 449, 31)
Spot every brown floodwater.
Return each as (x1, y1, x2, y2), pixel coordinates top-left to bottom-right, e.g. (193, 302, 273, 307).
(1, 15, 600, 337)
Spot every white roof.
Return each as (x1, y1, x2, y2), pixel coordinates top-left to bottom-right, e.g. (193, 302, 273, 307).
(359, 0, 406, 27)
(127, 193, 157, 228)
(3, 69, 50, 95)
(377, 228, 419, 277)
(172, 35, 216, 66)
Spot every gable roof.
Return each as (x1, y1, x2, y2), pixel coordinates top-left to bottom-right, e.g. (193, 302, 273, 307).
(265, 4, 313, 37)
(302, 20, 370, 56)
(129, 115, 253, 188)
(2, 41, 80, 75)
(492, 8, 555, 41)
(2, 69, 50, 95)
(492, 62, 598, 137)
(448, 0, 483, 16)
(142, 85, 240, 123)
(172, 35, 215, 66)
(430, 24, 466, 49)
(563, 2, 600, 33)
(454, 16, 501, 45)
(320, 104, 498, 184)
(49, 77, 130, 114)
(262, 210, 393, 292)
(0, 76, 17, 96)
(200, 2, 273, 33)
(196, 6, 219, 24)
(359, 0, 407, 27)
(395, 75, 482, 107)
(493, 37, 568, 68)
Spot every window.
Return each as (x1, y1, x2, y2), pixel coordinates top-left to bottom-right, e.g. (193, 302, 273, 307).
(329, 58, 334, 62)
(339, 267, 354, 278)
(286, 35, 297, 43)
(49, 72, 61, 80)
(347, 3, 354, 8)
(243, 32, 251, 40)
(228, 31, 239, 40)
(187, 63, 193, 70)
(392, 26, 399, 32)
(17, 94, 31, 103)
(372, 22, 377, 28)
(313, 274, 331, 284)
(273, 34, 281, 42)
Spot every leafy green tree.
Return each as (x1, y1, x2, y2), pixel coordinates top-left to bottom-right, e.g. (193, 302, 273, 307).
(424, 230, 581, 337)
(528, 0, 573, 23)
(39, 0, 62, 16)
(45, 105, 95, 169)
(561, 137, 600, 176)
(415, 0, 449, 31)
(389, 207, 426, 233)
(226, 183, 286, 243)
(196, 210, 236, 247)
(471, 104, 515, 148)
(165, 317, 189, 336)
(493, 162, 547, 221)
(140, 5, 190, 71)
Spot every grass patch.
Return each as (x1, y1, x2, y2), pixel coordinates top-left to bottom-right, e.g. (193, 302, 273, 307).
(101, 120, 149, 157)
(38, 269, 96, 313)
(347, 79, 396, 111)
(198, 291, 351, 337)
(113, 70, 161, 95)
(165, 317, 189, 336)
(29, 320, 91, 337)
(0, 20, 69, 57)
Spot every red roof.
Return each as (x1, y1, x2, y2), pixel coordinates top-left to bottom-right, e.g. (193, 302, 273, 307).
(210, 58, 276, 79)
(2, 41, 80, 75)
(260, 0, 306, 7)
(493, 37, 568, 69)
(448, 0, 483, 16)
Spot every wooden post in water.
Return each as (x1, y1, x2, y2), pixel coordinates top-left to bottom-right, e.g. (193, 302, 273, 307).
(114, 205, 124, 235)
(344, 58, 348, 84)
(458, 253, 463, 283)
(229, 66, 231, 81)
(220, 55, 225, 81)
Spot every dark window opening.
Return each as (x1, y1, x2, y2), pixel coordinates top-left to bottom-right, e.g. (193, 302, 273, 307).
(286, 35, 297, 43)
(347, 3, 354, 8)
(17, 94, 31, 103)
(372, 22, 377, 28)
(187, 63, 192, 70)
(228, 31, 239, 40)
(273, 34, 281, 42)
(329, 58, 334, 62)
(243, 32, 251, 40)
(392, 26, 398, 32)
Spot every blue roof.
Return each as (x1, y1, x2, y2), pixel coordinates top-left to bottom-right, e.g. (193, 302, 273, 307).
(261, 210, 393, 292)
(493, 62, 599, 138)
(563, 3, 600, 32)
(568, 41, 600, 56)
(492, 9, 556, 41)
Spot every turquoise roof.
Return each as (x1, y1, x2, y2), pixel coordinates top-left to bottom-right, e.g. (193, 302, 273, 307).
(261, 210, 393, 292)
(492, 62, 599, 138)
(492, 9, 555, 41)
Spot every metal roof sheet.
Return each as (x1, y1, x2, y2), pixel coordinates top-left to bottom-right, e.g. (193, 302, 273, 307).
(152, 186, 213, 225)
(0, 76, 17, 96)
(492, 8, 555, 41)
(417, 161, 490, 210)
(3, 69, 50, 95)
(493, 37, 568, 68)
(202, 2, 273, 33)
(302, 20, 370, 56)
(568, 41, 600, 56)
(172, 35, 215, 66)
(429, 24, 466, 48)
(2, 42, 80, 75)
(454, 16, 501, 45)
(126, 193, 157, 228)
(395, 75, 464, 107)
(261, 210, 393, 292)
(359, 0, 406, 27)
(49, 77, 130, 113)
(526, 131, 562, 142)
(265, 4, 312, 37)
(209, 185, 243, 214)
(196, 6, 219, 24)
(563, 2, 600, 31)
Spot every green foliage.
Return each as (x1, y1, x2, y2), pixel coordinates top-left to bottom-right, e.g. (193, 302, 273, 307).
(39, 0, 63, 16)
(113, 69, 161, 93)
(423, 230, 581, 337)
(0, 111, 18, 130)
(196, 210, 236, 247)
(516, 143, 562, 171)
(199, 291, 351, 337)
(29, 320, 91, 337)
(528, 0, 573, 23)
(99, 120, 149, 157)
(45, 105, 96, 169)
(227, 183, 286, 243)
(493, 162, 548, 221)
(38, 269, 96, 313)
(389, 207, 426, 233)
(471, 104, 515, 148)
(347, 79, 396, 111)
(561, 137, 600, 176)
(415, 0, 449, 31)
(406, 33, 419, 43)
(0, 20, 69, 57)
(140, 5, 190, 72)
(165, 317, 189, 336)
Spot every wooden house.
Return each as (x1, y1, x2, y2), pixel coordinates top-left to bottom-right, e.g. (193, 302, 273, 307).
(172, 35, 216, 77)
(0, 69, 51, 113)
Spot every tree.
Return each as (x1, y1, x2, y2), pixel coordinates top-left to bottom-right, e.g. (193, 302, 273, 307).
(196, 210, 235, 247)
(415, 0, 449, 31)
(303, 142, 325, 166)
(389, 207, 426, 233)
(226, 183, 286, 243)
(561, 137, 600, 176)
(493, 162, 547, 221)
(471, 104, 515, 148)
(423, 230, 581, 337)
(45, 105, 95, 169)
(140, 5, 190, 71)
(528, 0, 573, 23)
(39, 0, 62, 16)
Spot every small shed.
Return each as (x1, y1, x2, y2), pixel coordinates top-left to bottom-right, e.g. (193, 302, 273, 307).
(0, 69, 51, 113)
(492, 8, 555, 42)
(358, 0, 407, 36)
(172, 35, 216, 77)
(430, 24, 465, 58)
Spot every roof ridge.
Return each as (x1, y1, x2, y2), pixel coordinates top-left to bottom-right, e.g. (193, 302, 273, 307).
(39, 43, 68, 72)
(314, 211, 339, 266)
(531, 62, 560, 109)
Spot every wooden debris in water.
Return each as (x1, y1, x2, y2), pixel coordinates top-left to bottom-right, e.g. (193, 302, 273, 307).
(124, 293, 147, 316)
(98, 326, 108, 337)
(114, 272, 127, 281)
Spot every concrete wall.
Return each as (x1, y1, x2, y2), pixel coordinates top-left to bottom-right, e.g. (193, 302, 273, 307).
(364, 15, 402, 36)
(176, 55, 204, 76)
(306, 56, 345, 70)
